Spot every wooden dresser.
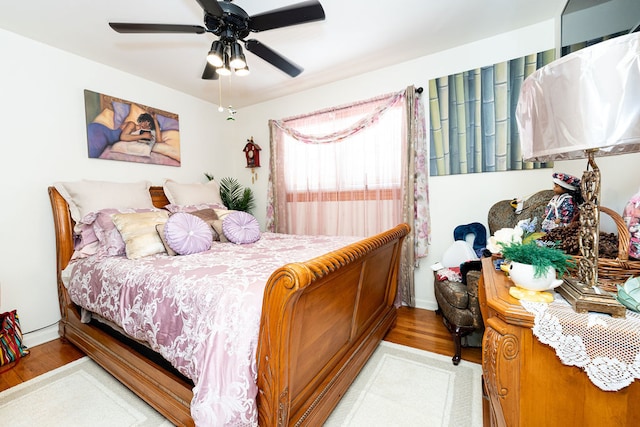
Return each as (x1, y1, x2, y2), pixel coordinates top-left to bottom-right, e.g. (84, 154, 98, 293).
(479, 257, 640, 427)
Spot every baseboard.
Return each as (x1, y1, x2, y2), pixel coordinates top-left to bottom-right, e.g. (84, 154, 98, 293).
(23, 324, 59, 348)
(414, 298, 438, 311)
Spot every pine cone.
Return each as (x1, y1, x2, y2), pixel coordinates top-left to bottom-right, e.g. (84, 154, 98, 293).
(538, 222, 619, 258)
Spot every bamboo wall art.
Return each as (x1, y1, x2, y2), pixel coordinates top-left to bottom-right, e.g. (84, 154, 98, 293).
(429, 49, 555, 176)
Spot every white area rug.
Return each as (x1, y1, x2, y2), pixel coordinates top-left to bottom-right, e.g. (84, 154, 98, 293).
(0, 342, 482, 427)
(0, 357, 172, 427)
(324, 341, 483, 427)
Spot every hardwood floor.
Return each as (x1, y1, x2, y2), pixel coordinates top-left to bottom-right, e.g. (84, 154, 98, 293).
(0, 307, 481, 393)
(385, 306, 482, 365)
(0, 337, 84, 391)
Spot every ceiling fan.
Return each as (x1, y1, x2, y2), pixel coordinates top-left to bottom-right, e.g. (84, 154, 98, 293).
(109, 0, 325, 80)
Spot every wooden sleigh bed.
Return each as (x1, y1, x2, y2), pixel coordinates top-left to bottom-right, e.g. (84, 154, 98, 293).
(49, 185, 409, 426)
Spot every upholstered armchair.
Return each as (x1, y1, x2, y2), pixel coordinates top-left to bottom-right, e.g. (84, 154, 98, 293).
(434, 190, 554, 366)
(487, 189, 554, 234)
(434, 260, 484, 365)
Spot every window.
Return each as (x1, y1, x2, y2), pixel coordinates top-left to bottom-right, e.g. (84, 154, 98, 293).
(283, 108, 402, 193)
(269, 92, 405, 236)
(267, 87, 430, 306)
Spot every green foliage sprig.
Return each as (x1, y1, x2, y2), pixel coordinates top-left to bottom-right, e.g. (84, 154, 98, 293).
(205, 173, 255, 213)
(500, 242, 574, 278)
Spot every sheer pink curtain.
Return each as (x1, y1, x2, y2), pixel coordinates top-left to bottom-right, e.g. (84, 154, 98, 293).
(268, 91, 405, 236)
(267, 87, 429, 305)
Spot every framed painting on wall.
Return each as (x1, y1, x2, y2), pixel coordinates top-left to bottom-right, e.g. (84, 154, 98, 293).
(429, 49, 556, 176)
(84, 89, 181, 166)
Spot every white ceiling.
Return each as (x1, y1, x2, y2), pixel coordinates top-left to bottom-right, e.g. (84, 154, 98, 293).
(0, 0, 568, 108)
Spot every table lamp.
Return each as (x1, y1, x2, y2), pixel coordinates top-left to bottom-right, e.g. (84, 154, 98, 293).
(516, 32, 640, 313)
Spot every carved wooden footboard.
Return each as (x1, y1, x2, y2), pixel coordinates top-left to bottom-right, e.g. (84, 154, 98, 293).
(257, 223, 408, 425)
(49, 185, 409, 426)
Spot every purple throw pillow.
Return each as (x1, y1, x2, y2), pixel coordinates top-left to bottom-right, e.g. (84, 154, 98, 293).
(112, 101, 131, 129)
(222, 211, 261, 244)
(157, 114, 180, 131)
(164, 212, 213, 255)
(74, 223, 98, 251)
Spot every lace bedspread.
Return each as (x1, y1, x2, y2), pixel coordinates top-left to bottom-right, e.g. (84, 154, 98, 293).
(65, 232, 359, 427)
(521, 295, 640, 391)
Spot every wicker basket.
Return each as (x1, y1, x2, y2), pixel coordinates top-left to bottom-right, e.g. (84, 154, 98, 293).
(569, 206, 640, 292)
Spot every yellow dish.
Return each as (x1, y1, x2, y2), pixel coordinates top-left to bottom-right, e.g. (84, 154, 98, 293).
(509, 286, 554, 303)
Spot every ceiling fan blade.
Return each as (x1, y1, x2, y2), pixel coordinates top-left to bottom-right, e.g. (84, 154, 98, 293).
(202, 62, 219, 80)
(245, 39, 303, 77)
(109, 23, 206, 34)
(249, 0, 325, 32)
(195, 0, 224, 17)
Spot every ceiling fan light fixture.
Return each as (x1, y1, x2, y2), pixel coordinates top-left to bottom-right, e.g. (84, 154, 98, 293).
(217, 54, 232, 76)
(207, 41, 225, 67)
(230, 53, 247, 70)
(235, 64, 250, 76)
(229, 43, 246, 69)
(110, 0, 327, 81)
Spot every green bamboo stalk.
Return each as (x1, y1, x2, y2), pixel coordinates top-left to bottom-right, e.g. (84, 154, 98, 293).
(522, 53, 538, 170)
(510, 56, 525, 170)
(494, 61, 508, 171)
(540, 48, 555, 68)
(429, 79, 446, 176)
(481, 66, 496, 172)
(446, 73, 463, 174)
(523, 52, 537, 80)
(473, 68, 482, 173)
(462, 71, 474, 172)
(448, 75, 459, 174)
(455, 72, 469, 174)
(438, 76, 451, 175)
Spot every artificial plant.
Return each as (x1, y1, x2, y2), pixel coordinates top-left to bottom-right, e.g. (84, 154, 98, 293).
(500, 241, 574, 278)
(205, 173, 255, 213)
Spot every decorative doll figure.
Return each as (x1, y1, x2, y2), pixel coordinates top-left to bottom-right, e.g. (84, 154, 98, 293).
(623, 187, 640, 260)
(541, 172, 583, 232)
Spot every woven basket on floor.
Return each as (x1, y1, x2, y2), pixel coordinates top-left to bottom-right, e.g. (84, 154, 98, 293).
(569, 206, 640, 292)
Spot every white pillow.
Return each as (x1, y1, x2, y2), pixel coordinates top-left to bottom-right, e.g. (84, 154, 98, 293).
(109, 141, 153, 157)
(213, 208, 238, 220)
(54, 180, 154, 225)
(441, 240, 479, 268)
(163, 179, 224, 207)
(112, 211, 169, 259)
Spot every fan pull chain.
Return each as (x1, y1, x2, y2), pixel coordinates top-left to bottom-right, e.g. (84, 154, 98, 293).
(225, 75, 236, 120)
(218, 79, 224, 112)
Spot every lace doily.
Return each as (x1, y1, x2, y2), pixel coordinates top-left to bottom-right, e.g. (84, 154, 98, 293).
(521, 295, 640, 391)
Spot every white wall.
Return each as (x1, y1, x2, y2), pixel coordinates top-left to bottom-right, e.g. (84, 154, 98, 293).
(3, 17, 640, 348)
(0, 28, 238, 346)
(240, 20, 640, 310)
